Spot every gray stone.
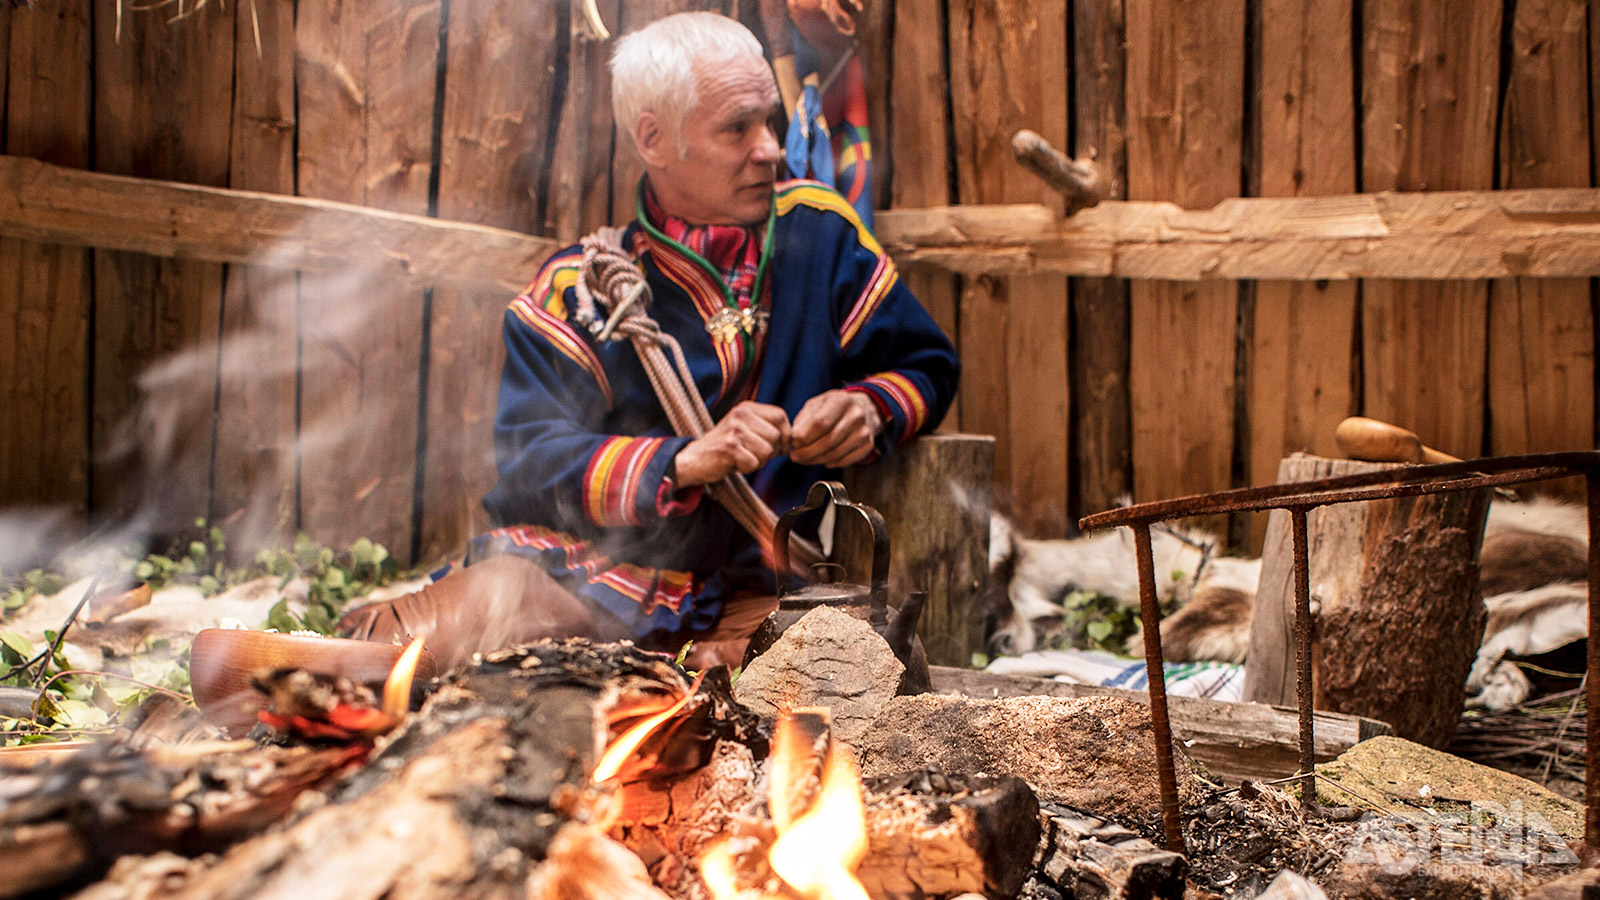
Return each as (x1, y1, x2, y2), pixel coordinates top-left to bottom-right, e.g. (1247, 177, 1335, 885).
(733, 606, 904, 746)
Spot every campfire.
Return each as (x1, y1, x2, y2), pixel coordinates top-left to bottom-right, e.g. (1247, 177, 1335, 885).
(0, 602, 1585, 900)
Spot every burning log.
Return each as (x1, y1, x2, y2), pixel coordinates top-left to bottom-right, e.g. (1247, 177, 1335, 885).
(62, 640, 753, 900)
(856, 770, 1040, 900)
(0, 740, 365, 898)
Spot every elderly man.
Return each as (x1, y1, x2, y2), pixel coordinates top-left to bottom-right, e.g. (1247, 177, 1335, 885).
(339, 12, 958, 669)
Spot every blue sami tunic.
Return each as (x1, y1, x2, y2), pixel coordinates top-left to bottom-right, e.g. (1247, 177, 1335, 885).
(476, 180, 960, 640)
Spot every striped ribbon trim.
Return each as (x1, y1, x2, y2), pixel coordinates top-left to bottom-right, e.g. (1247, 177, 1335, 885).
(583, 436, 668, 526)
(854, 372, 930, 442)
(508, 295, 614, 408)
(486, 525, 693, 614)
(840, 253, 900, 349)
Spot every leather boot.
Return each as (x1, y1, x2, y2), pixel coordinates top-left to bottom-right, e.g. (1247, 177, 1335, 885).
(336, 555, 634, 671)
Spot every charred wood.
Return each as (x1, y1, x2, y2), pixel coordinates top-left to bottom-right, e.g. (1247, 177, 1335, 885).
(857, 769, 1041, 900)
(1029, 803, 1185, 900)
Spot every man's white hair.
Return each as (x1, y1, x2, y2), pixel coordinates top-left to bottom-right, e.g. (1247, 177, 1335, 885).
(610, 12, 766, 156)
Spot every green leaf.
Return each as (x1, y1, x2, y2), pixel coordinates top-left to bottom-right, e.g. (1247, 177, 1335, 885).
(1086, 620, 1114, 644)
(54, 699, 110, 729)
(266, 598, 300, 633)
(0, 632, 32, 661)
(301, 604, 335, 636)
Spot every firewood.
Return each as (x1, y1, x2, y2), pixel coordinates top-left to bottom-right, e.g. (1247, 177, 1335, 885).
(59, 640, 751, 900)
(857, 770, 1040, 900)
(528, 823, 675, 900)
(1029, 803, 1186, 900)
(0, 740, 364, 899)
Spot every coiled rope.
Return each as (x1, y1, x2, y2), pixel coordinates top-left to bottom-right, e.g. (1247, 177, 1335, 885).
(572, 228, 823, 572)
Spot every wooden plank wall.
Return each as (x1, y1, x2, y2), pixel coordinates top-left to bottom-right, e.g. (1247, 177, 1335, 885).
(0, 0, 1596, 566)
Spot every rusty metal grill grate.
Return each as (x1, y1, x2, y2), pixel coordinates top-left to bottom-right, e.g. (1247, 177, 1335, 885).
(1078, 451, 1600, 854)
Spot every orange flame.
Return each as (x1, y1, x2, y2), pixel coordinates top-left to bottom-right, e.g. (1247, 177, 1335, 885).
(700, 709, 871, 900)
(767, 707, 826, 832)
(699, 839, 742, 900)
(381, 637, 428, 721)
(767, 739, 870, 900)
(592, 672, 706, 783)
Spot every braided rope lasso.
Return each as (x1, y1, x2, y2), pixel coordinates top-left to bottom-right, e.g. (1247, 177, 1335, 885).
(572, 228, 824, 572)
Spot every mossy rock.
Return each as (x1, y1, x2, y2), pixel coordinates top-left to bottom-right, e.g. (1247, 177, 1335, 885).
(1316, 735, 1582, 842)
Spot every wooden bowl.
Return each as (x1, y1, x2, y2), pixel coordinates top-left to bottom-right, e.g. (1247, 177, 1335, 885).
(189, 630, 438, 735)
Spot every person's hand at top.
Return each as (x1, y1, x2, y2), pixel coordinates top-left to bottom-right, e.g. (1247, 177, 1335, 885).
(673, 402, 793, 487)
(790, 390, 881, 468)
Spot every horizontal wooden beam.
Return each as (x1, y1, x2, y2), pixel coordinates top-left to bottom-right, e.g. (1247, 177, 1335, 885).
(876, 188, 1600, 280)
(8, 155, 1600, 284)
(0, 155, 558, 294)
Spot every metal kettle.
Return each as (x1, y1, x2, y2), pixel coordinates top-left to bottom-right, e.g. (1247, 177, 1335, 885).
(741, 481, 930, 694)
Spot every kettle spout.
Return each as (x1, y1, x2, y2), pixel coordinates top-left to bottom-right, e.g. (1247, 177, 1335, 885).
(886, 590, 927, 666)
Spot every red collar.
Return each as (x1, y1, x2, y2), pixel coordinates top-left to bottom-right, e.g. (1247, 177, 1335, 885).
(643, 184, 764, 309)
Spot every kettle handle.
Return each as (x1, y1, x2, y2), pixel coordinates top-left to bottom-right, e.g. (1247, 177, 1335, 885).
(772, 482, 891, 625)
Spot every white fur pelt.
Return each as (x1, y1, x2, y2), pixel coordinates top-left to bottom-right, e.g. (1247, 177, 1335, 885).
(986, 512, 1260, 661)
(989, 495, 1590, 709)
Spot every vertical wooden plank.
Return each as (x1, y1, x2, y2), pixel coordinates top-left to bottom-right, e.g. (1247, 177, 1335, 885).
(213, 0, 299, 554)
(91, 0, 235, 533)
(889, 1, 961, 432)
(949, 0, 1071, 537)
(856, 0, 894, 212)
(296, 0, 441, 559)
(608, 0, 732, 226)
(1490, 0, 1594, 490)
(421, 0, 562, 563)
(0, 0, 93, 541)
(1248, 0, 1358, 547)
(1070, 0, 1132, 521)
(1361, 1, 1500, 458)
(549, 0, 621, 241)
(1125, 0, 1245, 533)
(0, 5, 9, 115)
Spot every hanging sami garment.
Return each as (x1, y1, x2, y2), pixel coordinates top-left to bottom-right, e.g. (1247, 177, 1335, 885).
(476, 179, 959, 640)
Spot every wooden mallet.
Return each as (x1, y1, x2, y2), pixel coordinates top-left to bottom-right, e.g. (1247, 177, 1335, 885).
(1333, 416, 1460, 464)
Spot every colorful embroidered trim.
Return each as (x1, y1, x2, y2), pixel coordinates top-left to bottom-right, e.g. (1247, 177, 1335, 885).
(853, 372, 930, 442)
(485, 525, 693, 614)
(508, 294, 613, 408)
(523, 249, 585, 318)
(583, 436, 669, 526)
(774, 180, 884, 255)
(840, 252, 900, 349)
(595, 563, 694, 614)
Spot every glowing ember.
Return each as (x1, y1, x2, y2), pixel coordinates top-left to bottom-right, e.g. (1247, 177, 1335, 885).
(593, 672, 706, 783)
(767, 739, 871, 900)
(382, 637, 428, 721)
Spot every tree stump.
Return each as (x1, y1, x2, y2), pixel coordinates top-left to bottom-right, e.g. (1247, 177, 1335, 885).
(840, 434, 995, 668)
(1241, 454, 1491, 748)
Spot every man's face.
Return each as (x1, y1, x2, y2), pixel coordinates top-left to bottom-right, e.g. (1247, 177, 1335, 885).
(639, 53, 783, 226)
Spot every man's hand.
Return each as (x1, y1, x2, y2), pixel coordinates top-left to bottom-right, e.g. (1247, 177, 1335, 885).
(790, 390, 882, 468)
(673, 402, 792, 487)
